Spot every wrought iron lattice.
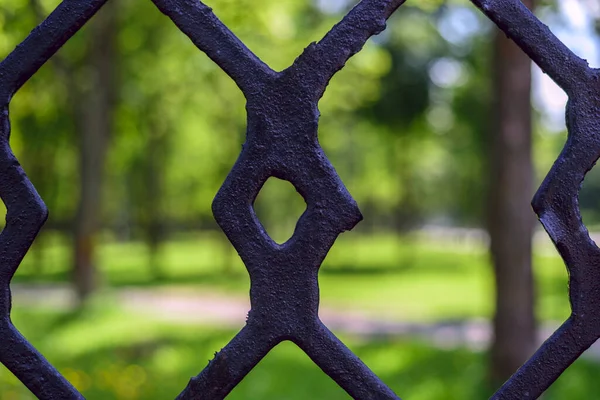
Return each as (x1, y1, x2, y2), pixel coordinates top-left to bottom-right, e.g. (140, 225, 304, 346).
(0, 0, 598, 398)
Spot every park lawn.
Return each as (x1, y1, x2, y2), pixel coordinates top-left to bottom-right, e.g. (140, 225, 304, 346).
(12, 232, 572, 321)
(0, 305, 597, 400)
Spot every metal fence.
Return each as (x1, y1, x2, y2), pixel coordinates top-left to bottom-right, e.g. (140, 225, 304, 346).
(0, 0, 597, 398)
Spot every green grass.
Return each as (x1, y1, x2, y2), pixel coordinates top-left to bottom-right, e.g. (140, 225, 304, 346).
(1, 306, 597, 400)
(0, 231, 589, 398)
(13, 232, 572, 321)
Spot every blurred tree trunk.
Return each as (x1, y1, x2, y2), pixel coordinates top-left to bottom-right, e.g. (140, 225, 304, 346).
(72, 3, 118, 301)
(26, 0, 67, 275)
(144, 113, 168, 278)
(488, 0, 537, 385)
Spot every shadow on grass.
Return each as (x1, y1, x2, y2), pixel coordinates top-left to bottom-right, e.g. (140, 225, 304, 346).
(320, 264, 414, 276)
(3, 313, 598, 400)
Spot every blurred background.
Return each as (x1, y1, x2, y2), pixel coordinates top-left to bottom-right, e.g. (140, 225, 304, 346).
(1, 0, 600, 398)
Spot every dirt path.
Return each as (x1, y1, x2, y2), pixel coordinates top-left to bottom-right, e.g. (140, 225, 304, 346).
(11, 283, 600, 361)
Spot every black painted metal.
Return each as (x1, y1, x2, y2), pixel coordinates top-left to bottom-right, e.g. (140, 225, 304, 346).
(472, 0, 600, 399)
(0, 0, 597, 399)
(0, 2, 108, 399)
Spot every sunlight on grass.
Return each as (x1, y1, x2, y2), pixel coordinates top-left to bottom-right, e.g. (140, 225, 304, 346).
(1, 306, 597, 399)
(230, 341, 350, 399)
(13, 232, 572, 321)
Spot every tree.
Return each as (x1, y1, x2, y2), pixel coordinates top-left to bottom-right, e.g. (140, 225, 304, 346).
(488, 0, 537, 384)
(72, 2, 119, 301)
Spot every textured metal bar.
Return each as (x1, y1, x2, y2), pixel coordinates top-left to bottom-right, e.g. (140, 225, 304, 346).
(471, 0, 589, 95)
(1, 0, 599, 398)
(289, 0, 405, 98)
(0, 0, 109, 103)
(471, 0, 600, 398)
(150, 1, 407, 398)
(149, 0, 275, 93)
(0, 1, 109, 398)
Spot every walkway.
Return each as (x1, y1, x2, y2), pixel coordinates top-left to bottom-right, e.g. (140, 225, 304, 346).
(11, 283, 600, 361)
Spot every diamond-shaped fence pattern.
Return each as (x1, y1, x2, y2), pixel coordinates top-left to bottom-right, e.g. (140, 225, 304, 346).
(0, 0, 597, 399)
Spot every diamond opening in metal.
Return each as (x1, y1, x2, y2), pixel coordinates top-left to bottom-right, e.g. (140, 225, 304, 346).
(5, 0, 600, 398)
(159, 0, 406, 398)
(253, 177, 307, 245)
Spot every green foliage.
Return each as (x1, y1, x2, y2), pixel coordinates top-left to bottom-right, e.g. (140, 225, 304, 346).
(0, 0, 589, 235)
(0, 0, 524, 234)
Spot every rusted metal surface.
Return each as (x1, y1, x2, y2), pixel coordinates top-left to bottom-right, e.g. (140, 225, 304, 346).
(0, 0, 597, 399)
